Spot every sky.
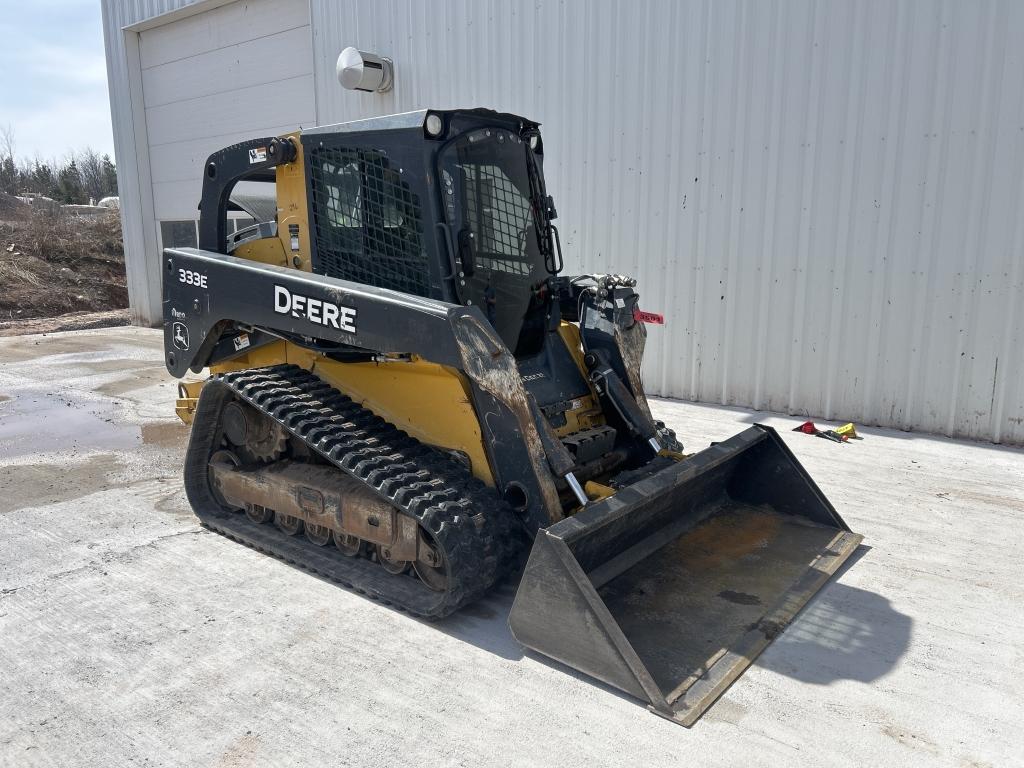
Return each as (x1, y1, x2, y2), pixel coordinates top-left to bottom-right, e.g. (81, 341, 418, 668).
(0, 0, 115, 162)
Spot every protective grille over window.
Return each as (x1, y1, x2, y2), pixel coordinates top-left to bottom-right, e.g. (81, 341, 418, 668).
(462, 164, 533, 276)
(309, 147, 430, 296)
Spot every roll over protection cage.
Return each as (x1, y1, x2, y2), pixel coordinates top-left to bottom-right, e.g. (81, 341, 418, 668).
(198, 135, 296, 253)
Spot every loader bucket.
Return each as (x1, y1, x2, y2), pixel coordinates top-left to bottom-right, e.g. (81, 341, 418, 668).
(508, 425, 862, 727)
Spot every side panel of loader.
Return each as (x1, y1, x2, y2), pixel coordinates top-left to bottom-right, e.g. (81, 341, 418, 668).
(509, 425, 863, 727)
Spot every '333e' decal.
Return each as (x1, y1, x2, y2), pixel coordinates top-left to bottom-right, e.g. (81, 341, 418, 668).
(178, 268, 208, 288)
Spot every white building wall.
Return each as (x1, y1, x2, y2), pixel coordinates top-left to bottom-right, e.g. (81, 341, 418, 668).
(309, 0, 1024, 444)
(102, 0, 194, 327)
(139, 1, 314, 220)
(103, 0, 1024, 444)
(101, 0, 314, 323)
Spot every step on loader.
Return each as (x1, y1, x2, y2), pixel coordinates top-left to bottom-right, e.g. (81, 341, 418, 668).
(164, 109, 862, 726)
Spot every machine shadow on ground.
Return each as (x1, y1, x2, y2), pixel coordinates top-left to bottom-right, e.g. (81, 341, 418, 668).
(431, 579, 525, 661)
(433, 544, 912, 694)
(753, 547, 912, 685)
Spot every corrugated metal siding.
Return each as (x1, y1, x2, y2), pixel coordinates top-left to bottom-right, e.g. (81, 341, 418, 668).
(310, 0, 1024, 444)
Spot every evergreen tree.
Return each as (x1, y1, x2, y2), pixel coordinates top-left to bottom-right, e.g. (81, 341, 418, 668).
(100, 154, 117, 198)
(0, 155, 16, 195)
(30, 160, 56, 197)
(56, 159, 85, 204)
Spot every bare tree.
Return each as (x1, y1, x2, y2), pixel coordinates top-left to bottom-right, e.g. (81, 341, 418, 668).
(78, 148, 104, 203)
(0, 124, 14, 161)
(0, 125, 17, 195)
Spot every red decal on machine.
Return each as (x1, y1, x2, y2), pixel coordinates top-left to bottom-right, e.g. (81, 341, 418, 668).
(633, 309, 665, 325)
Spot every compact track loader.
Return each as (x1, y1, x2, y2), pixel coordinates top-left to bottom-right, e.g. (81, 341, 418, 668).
(165, 109, 861, 726)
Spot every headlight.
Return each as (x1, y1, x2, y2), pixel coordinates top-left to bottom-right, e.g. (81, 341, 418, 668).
(425, 113, 444, 137)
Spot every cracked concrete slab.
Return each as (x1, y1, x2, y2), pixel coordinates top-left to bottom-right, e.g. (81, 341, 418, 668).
(1, 327, 1023, 767)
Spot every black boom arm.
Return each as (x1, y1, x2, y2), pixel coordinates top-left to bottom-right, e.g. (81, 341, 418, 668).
(163, 248, 563, 533)
(163, 248, 462, 376)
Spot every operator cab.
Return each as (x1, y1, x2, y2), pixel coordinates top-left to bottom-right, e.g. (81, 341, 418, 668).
(300, 109, 562, 357)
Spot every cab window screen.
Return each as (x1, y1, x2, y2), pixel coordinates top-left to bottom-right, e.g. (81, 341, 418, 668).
(309, 147, 430, 297)
(463, 164, 533, 276)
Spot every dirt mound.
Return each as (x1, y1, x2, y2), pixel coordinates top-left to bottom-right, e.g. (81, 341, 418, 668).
(0, 309, 131, 337)
(0, 192, 30, 220)
(0, 209, 128, 322)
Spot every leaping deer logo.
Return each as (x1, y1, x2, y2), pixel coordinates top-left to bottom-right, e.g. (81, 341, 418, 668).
(172, 322, 190, 351)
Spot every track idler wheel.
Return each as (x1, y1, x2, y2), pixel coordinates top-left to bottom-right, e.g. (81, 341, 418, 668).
(208, 450, 243, 512)
(413, 534, 448, 592)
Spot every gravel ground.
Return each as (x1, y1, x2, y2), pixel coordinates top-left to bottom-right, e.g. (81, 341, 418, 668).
(1, 327, 1022, 767)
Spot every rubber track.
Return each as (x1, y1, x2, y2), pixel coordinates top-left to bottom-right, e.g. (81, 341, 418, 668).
(184, 364, 516, 618)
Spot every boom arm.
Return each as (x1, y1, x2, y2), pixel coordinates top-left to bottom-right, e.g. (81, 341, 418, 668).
(163, 247, 562, 533)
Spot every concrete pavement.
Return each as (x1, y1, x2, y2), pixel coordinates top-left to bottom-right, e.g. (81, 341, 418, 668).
(1, 327, 1021, 767)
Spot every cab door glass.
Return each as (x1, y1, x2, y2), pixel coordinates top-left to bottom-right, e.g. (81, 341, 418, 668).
(440, 129, 550, 350)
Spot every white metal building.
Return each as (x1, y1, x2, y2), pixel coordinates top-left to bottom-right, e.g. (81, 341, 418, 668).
(102, 0, 1024, 444)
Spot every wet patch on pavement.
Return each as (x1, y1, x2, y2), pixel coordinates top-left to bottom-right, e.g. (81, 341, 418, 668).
(0, 389, 141, 458)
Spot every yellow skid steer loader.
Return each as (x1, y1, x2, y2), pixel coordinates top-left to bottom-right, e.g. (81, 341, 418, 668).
(164, 109, 861, 726)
